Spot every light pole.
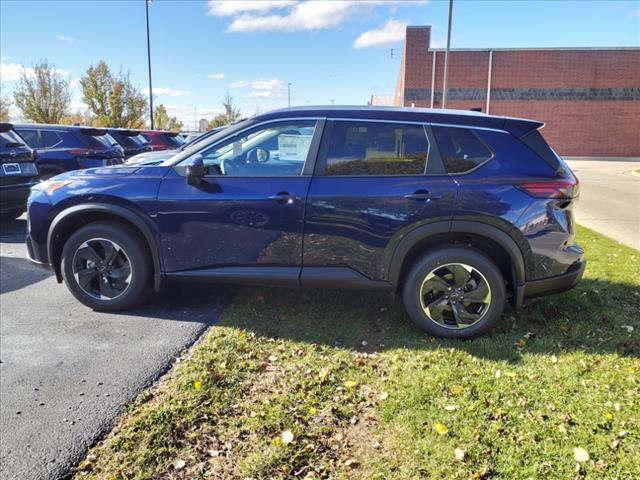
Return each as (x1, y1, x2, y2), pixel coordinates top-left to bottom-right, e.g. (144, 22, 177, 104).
(145, 0, 154, 128)
(442, 0, 453, 109)
(287, 82, 292, 107)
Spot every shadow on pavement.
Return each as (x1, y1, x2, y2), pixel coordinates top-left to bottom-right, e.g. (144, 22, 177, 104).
(0, 219, 27, 243)
(0, 256, 53, 294)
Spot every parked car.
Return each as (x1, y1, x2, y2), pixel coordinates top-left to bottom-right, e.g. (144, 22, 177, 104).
(15, 124, 125, 180)
(0, 123, 39, 221)
(107, 129, 152, 159)
(139, 129, 184, 151)
(26, 106, 585, 339)
(126, 126, 229, 166)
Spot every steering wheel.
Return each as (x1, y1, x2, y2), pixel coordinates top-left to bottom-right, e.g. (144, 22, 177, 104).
(221, 158, 242, 176)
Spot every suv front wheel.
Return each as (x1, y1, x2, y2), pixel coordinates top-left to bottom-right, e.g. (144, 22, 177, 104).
(402, 247, 506, 339)
(61, 221, 151, 311)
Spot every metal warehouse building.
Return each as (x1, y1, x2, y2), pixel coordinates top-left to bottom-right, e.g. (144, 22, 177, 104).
(391, 26, 640, 157)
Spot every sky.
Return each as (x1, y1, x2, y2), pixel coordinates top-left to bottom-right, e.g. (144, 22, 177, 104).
(1, 0, 639, 130)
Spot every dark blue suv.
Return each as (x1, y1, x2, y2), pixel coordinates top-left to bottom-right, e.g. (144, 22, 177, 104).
(1, 123, 39, 221)
(15, 124, 125, 180)
(25, 107, 585, 338)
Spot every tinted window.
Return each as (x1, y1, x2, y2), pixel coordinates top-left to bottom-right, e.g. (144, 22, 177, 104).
(324, 121, 428, 176)
(40, 130, 62, 148)
(193, 120, 317, 177)
(17, 129, 38, 148)
(432, 126, 492, 174)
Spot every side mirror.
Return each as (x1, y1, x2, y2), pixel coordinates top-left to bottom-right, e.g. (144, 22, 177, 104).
(185, 154, 205, 186)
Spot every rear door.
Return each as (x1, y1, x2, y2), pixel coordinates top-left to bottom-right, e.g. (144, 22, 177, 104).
(302, 119, 457, 282)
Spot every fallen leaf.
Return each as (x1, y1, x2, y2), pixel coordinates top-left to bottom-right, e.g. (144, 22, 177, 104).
(573, 447, 589, 462)
(454, 448, 465, 460)
(193, 380, 202, 390)
(344, 380, 358, 389)
(621, 325, 634, 333)
(494, 370, 502, 378)
(515, 338, 526, 348)
(444, 405, 459, 411)
(551, 355, 558, 364)
(435, 422, 449, 435)
(451, 385, 463, 395)
(308, 407, 317, 415)
(281, 430, 294, 444)
(379, 391, 389, 400)
(173, 459, 186, 470)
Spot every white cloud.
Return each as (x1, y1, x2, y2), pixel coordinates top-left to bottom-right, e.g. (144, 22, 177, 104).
(57, 34, 74, 43)
(69, 78, 81, 89)
(208, 1, 425, 33)
(353, 18, 407, 49)
(208, 0, 296, 16)
(229, 78, 284, 98)
(0, 62, 70, 82)
(144, 87, 190, 97)
(207, 72, 225, 79)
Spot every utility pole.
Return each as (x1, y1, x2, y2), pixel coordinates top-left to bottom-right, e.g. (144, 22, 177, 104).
(442, 0, 453, 109)
(287, 83, 292, 107)
(145, 0, 154, 128)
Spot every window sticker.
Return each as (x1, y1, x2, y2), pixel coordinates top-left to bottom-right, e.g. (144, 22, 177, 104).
(278, 134, 313, 161)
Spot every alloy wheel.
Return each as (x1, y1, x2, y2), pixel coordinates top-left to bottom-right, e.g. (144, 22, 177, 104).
(419, 263, 492, 329)
(72, 238, 132, 300)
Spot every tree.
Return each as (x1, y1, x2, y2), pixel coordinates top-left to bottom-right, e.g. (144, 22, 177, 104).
(153, 104, 183, 132)
(12, 60, 71, 123)
(60, 110, 94, 126)
(208, 93, 241, 129)
(80, 61, 148, 128)
(0, 95, 10, 122)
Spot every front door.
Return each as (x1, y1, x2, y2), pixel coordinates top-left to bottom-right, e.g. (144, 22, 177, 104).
(302, 119, 457, 282)
(156, 119, 322, 274)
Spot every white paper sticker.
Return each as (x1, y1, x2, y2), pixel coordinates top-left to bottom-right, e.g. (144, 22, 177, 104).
(278, 134, 313, 161)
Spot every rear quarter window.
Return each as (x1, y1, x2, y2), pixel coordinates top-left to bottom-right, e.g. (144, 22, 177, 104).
(432, 126, 493, 174)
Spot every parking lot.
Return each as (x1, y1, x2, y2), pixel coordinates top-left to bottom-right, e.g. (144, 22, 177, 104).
(0, 218, 231, 480)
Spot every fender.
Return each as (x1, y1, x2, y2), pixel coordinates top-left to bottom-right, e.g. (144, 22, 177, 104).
(387, 220, 526, 289)
(47, 203, 163, 290)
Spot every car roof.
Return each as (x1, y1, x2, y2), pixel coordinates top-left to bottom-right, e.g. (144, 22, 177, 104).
(252, 106, 544, 137)
(13, 123, 99, 131)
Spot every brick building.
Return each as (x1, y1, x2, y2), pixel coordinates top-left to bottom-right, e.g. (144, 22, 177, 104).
(393, 26, 640, 157)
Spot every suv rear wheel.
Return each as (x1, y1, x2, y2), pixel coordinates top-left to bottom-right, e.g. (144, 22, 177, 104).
(61, 221, 151, 311)
(402, 247, 505, 339)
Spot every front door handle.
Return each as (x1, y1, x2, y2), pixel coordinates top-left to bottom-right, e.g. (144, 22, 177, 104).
(267, 192, 296, 204)
(404, 190, 442, 201)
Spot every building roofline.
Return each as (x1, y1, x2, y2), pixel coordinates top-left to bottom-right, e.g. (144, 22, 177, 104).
(428, 46, 640, 52)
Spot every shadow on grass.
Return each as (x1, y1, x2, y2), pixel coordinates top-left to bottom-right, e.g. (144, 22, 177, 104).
(210, 278, 639, 362)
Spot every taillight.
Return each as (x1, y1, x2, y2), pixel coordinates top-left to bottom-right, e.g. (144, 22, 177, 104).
(517, 178, 579, 199)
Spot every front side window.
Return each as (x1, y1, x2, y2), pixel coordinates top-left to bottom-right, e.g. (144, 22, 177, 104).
(432, 126, 492, 174)
(195, 120, 317, 177)
(323, 121, 429, 176)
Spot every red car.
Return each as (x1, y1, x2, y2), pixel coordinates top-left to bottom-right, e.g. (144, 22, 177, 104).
(139, 129, 184, 151)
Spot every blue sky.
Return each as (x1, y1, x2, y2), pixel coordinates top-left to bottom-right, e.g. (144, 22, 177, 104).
(1, 0, 639, 129)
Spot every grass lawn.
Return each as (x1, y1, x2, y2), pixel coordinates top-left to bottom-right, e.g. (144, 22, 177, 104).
(76, 226, 639, 479)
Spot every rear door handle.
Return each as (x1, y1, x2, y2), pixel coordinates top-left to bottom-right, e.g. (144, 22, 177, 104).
(267, 192, 296, 204)
(404, 190, 442, 201)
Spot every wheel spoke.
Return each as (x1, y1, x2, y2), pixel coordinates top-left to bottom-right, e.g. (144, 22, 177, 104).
(98, 276, 121, 298)
(102, 241, 118, 265)
(422, 275, 451, 293)
(464, 281, 489, 303)
(75, 244, 101, 264)
(109, 265, 131, 280)
(451, 302, 480, 325)
(77, 268, 97, 290)
(447, 264, 471, 288)
(426, 296, 449, 322)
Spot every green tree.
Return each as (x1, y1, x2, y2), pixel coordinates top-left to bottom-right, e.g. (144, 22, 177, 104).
(0, 94, 10, 122)
(60, 110, 94, 126)
(153, 104, 183, 132)
(12, 60, 71, 123)
(80, 61, 148, 128)
(208, 93, 241, 129)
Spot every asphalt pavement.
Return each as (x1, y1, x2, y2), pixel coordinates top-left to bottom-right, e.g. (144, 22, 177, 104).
(565, 159, 640, 250)
(0, 218, 231, 480)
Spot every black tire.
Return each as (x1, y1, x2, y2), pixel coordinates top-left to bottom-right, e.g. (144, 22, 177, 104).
(0, 208, 24, 222)
(402, 247, 506, 339)
(61, 221, 152, 311)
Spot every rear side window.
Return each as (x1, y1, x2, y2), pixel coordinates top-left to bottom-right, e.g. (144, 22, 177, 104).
(17, 129, 38, 148)
(1, 129, 28, 148)
(40, 130, 62, 148)
(324, 121, 429, 176)
(432, 126, 492, 174)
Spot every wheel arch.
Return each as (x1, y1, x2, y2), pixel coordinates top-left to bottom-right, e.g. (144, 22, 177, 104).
(47, 203, 162, 290)
(388, 221, 526, 306)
